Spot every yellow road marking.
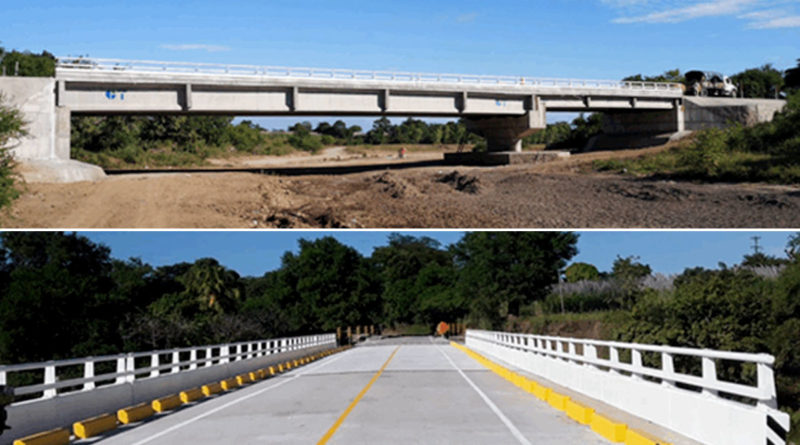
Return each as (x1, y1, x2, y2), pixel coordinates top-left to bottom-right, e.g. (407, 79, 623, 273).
(316, 346, 400, 445)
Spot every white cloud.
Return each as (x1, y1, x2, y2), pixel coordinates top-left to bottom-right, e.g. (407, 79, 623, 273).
(160, 44, 231, 52)
(741, 8, 800, 27)
(612, 0, 757, 23)
(604, 0, 800, 28)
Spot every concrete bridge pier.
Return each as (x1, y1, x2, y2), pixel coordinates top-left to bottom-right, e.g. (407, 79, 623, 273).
(465, 110, 546, 152)
(444, 107, 562, 165)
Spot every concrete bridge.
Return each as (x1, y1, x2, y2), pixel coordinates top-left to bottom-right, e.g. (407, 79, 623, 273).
(0, 58, 786, 181)
(1, 331, 790, 445)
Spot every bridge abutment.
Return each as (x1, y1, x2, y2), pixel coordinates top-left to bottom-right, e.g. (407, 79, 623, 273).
(0, 77, 105, 182)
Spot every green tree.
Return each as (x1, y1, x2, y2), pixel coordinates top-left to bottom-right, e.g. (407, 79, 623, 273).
(371, 234, 459, 326)
(785, 59, 800, 90)
(0, 93, 25, 207)
(0, 47, 55, 77)
(624, 69, 684, 84)
(452, 232, 578, 327)
(564, 262, 600, 283)
(732, 64, 785, 98)
(0, 232, 117, 362)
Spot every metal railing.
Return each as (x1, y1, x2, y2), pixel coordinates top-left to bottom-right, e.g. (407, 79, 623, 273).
(55, 57, 683, 92)
(0, 333, 335, 401)
(467, 329, 778, 408)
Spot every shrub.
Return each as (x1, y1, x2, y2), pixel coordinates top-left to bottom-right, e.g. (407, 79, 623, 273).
(0, 93, 25, 208)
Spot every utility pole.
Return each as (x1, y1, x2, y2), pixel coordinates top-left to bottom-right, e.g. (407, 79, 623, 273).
(751, 236, 762, 255)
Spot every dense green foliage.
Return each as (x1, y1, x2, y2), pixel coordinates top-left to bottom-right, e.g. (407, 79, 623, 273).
(0, 94, 24, 208)
(0, 47, 55, 77)
(623, 68, 685, 84)
(363, 117, 478, 146)
(564, 262, 600, 282)
(0, 231, 577, 363)
(523, 114, 604, 149)
(732, 64, 785, 98)
(594, 90, 800, 183)
(71, 116, 298, 168)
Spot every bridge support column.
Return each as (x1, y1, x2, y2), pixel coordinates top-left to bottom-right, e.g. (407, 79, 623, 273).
(465, 109, 546, 153)
(0, 77, 105, 182)
(445, 108, 565, 166)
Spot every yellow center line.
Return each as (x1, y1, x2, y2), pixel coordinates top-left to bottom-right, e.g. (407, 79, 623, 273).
(316, 345, 401, 445)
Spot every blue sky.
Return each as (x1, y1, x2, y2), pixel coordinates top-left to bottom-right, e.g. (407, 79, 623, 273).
(4, 0, 799, 129)
(78, 231, 795, 277)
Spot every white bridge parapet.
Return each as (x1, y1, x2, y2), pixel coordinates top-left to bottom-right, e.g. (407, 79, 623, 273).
(56, 57, 682, 93)
(0, 333, 336, 444)
(466, 329, 790, 445)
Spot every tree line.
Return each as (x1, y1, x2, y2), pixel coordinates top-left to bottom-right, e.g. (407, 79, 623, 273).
(0, 231, 577, 364)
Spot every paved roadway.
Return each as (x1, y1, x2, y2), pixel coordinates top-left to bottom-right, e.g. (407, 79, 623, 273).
(91, 337, 608, 444)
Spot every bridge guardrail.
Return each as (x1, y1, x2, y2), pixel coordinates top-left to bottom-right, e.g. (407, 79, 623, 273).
(55, 57, 682, 92)
(466, 329, 790, 445)
(0, 333, 334, 401)
(0, 333, 335, 443)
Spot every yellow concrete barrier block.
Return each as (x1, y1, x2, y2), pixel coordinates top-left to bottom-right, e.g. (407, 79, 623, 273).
(277, 363, 284, 372)
(625, 429, 672, 445)
(202, 382, 222, 396)
(117, 402, 155, 424)
(591, 413, 628, 443)
(566, 399, 594, 425)
(73, 413, 117, 439)
(249, 371, 261, 381)
(180, 387, 204, 403)
(524, 379, 539, 394)
(269, 366, 277, 375)
(152, 394, 182, 413)
(258, 369, 268, 379)
(12, 428, 70, 445)
(221, 378, 239, 391)
(547, 391, 570, 411)
(285, 361, 293, 369)
(293, 359, 300, 367)
(533, 384, 551, 401)
(236, 374, 252, 385)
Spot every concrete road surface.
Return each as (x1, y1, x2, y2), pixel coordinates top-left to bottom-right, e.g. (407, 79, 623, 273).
(90, 337, 608, 444)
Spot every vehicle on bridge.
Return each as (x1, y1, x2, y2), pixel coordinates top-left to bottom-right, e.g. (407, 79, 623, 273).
(685, 70, 738, 97)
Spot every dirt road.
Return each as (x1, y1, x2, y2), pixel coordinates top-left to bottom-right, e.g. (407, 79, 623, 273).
(5, 159, 800, 228)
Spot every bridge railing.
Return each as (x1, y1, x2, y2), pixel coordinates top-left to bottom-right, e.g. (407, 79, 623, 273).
(55, 57, 682, 92)
(466, 329, 790, 445)
(0, 333, 334, 401)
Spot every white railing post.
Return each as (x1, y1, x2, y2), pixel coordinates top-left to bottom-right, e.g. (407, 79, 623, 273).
(83, 359, 95, 390)
(43, 364, 57, 398)
(661, 352, 675, 388)
(585, 344, 597, 369)
(171, 351, 180, 373)
(126, 354, 136, 383)
(150, 354, 159, 377)
(756, 362, 777, 409)
(609, 347, 620, 374)
(631, 349, 643, 380)
(701, 356, 718, 397)
(236, 344, 243, 361)
(189, 349, 197, 370)
(206, 347, 213, 367)
(220, 346, 230, 364)
(0, 370, 6, 386)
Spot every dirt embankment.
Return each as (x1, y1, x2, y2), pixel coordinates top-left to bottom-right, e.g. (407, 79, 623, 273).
(4, 159, 800, 228)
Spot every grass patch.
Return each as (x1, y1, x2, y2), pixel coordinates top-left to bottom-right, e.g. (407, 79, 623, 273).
(592, 92, 800, 185)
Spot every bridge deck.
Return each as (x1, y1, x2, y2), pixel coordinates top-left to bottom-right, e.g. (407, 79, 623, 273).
(89, 337, 608, 444)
